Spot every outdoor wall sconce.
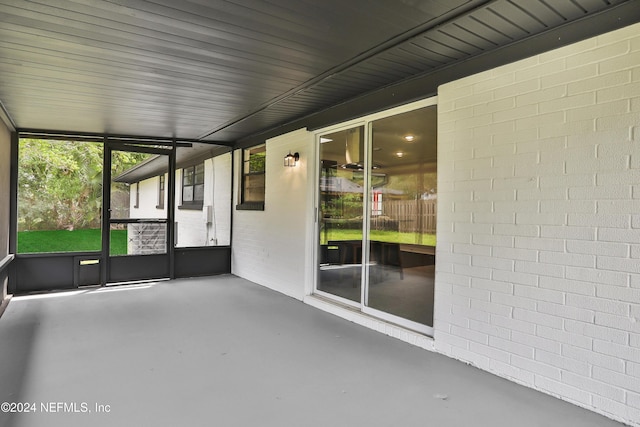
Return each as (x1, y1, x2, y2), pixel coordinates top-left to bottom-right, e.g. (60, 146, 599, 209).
(284, 151, 300, 167)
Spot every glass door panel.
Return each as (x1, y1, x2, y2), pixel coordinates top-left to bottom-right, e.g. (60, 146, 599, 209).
(366, 106, 437, 327)
(317, 126, 365, 304)
(107, 146, 171, 283)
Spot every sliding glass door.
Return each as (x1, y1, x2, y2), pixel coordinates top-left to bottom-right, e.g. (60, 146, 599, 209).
(315, 101, 437, 334)
(317, 126, 365, 305)
(364, 106, 437, 331)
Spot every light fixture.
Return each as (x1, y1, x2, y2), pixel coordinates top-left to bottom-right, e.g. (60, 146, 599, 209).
(403, 135, 415, 142)
(284, 151, 300, 167)
(395, 151, 404, 158)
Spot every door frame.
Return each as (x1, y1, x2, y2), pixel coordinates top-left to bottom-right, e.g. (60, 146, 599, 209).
(312, 97, 437, 336)
(102, 141, 176, 284)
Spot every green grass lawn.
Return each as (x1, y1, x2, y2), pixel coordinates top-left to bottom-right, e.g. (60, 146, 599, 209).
(18, 229, 128, 255)
(18, 228, 435, 254)
(320, 229, 436, 246)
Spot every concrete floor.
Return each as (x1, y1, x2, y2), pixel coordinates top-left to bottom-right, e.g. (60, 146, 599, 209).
(0, 275, 626, 427)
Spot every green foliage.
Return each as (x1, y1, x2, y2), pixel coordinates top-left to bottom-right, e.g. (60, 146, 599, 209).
(17, 229, 128, 254)
(19, 139, 103, 231)
(321, 192, 363, 219)
(387, 172, 437, 199)
(112, 150, 152, 176)
(248, 150, 266, 173)
(18, 139, 149, 233)
(320, 229, 436, 246)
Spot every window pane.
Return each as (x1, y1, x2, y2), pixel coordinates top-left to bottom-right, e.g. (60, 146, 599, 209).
(183, 186, 194, 202)
(247, 146, 266, 173)
(194, 184, 204, 201)
(241, 144, 266, 205)
(316, 126, 365, 303)
(17, 139, 104, 253)
(183, 167, 193, 185)
(366, 105, 437, 327)
(195, 167, 205, 185)
(244, 174, 265, 202)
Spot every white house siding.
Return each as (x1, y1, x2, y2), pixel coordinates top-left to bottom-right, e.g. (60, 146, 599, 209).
(437, 22, 640, 426)
(131, 176, 166, 218)
(175, 154, 232, 247)
(232, 128, 310, 300)
(129, 153, 232, 249)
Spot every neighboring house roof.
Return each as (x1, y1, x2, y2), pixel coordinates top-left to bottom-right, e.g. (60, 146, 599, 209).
(114, 143, 229, 183)
(320, 176, 403, 195)
(320, 176, 365, 194)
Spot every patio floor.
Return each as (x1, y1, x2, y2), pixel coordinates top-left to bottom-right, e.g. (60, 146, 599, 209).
(0, 275, 625, 427)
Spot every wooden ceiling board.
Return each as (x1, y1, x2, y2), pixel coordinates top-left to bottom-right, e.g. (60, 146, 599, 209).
(394, 45, 448, 69)
(538, 0, 584, 19)
(467, 7, 526, 40)
(0, 12, 321, 85)
(0, 0, 636, 143)
(423, 30, 482, 56)
(488, 1, 549, 33)
(436, 24, 499, 51)
(409, 37, 467, 62)
(575, 0, 626, 13)
(517, 0, 567, 27)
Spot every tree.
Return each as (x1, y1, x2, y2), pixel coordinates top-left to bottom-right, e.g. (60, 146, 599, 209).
(18, 139, 148, 231)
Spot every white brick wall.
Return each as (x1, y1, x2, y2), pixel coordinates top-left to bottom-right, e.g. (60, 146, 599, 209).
(232, 129, 311, 300)
(437, 23, 640, 426)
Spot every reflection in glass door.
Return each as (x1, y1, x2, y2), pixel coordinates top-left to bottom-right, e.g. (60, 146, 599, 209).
(365, 106, 437, 329)
(315, 102, 437, 333)
(317, 126, 365, 304)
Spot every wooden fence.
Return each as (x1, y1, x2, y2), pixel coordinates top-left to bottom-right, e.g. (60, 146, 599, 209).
(373, 199, 437, 234)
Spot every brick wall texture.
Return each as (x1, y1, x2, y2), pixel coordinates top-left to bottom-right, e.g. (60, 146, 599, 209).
(232, 129, 310, 300)
(436, 23, 640, 426)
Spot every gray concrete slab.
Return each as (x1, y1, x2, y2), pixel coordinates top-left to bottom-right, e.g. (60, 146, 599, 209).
(0, 275, 626, 427)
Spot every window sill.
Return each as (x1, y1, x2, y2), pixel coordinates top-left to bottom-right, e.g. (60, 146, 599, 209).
(236, 202, 264, 211)
(178, 203, 203, 210)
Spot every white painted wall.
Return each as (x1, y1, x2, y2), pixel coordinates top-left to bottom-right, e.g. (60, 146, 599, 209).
(0, 119, 10, 303)
(208, 154, 232, 246)
(130, 176, 165, 218)
(232, 129, 310, 300)
(129, 152, 232, 247)
(175, 154, 232, 247)
(437, 23, 640, 426)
